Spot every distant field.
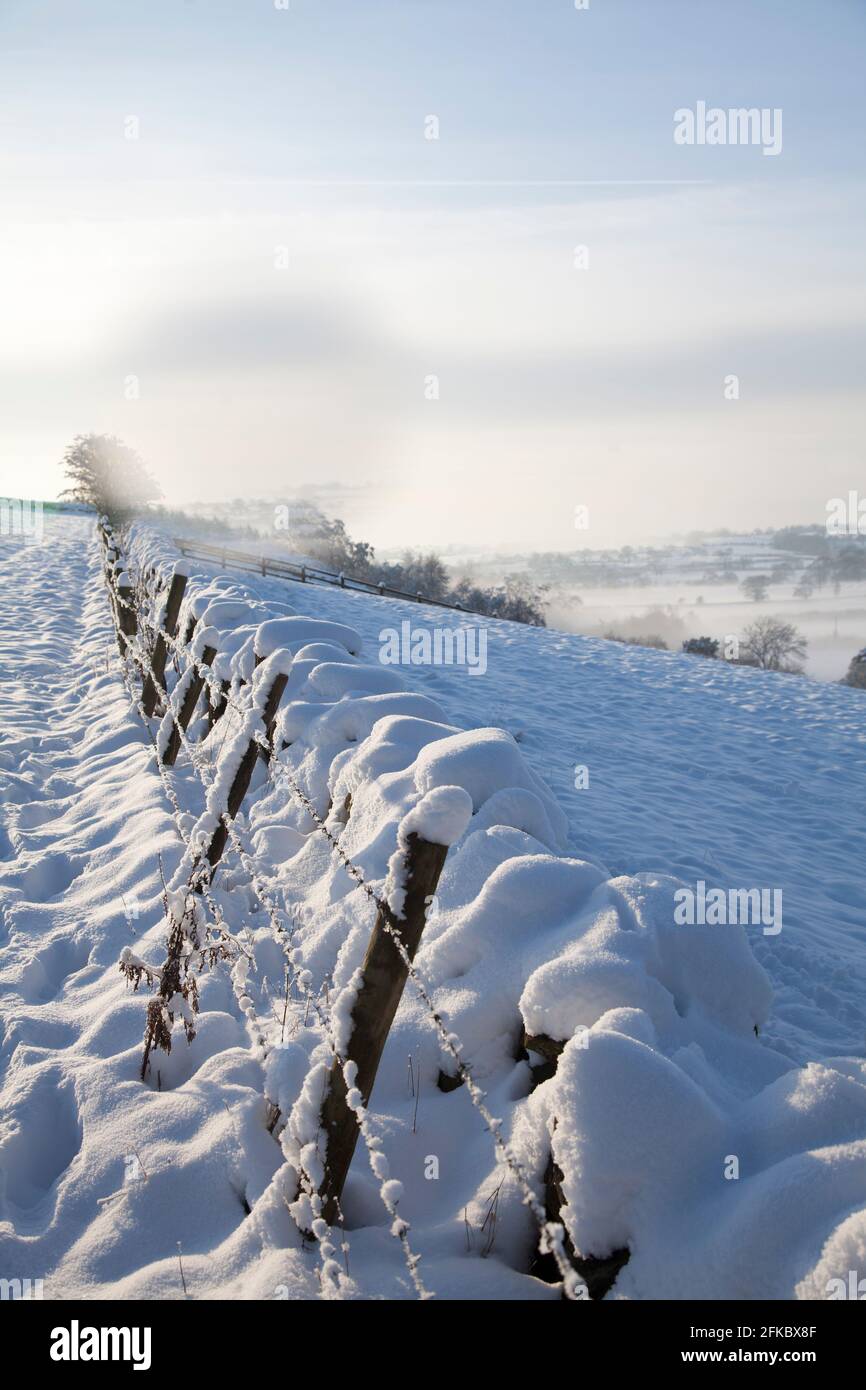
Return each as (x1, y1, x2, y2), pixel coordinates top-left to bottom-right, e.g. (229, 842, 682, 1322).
(547, 580, 866, 682)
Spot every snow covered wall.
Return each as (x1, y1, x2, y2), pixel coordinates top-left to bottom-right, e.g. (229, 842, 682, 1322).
(1, 513, 865, 1301)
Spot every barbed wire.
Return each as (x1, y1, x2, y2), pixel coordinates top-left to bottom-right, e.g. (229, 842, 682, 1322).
(103, 557, 366, 1295)
(269, 760, 584, 1296)
(155, 643, 431, 1300)
(106, 593, 268, 1049)
(104, 566, 314, 1049)
(103, 628, 311, 1294)
(103, 544, 430, 1300)
(104, 530, 584, 1300)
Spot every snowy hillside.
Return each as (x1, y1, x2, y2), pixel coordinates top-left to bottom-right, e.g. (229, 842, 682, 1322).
(1, 513, 865, 1302)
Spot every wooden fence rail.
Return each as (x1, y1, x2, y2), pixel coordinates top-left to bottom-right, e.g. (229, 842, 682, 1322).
(172, 537, 472, 613)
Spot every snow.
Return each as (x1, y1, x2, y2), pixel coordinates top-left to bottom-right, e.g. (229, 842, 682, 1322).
(413, 727, 569, 850)
(255, 616, 362, 660)
(189, 624, 220, 661)
(537, 1031, 866, 1300)
(202, 599, 278, 630)
(305, 661, 408, 699)
(1, 512, 865, 1303)
(397, 786, 474, 850)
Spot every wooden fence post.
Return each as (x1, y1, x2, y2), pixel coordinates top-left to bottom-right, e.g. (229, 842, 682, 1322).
(202, 670, 289, 868)
(314, 832, 450, 1226)
(104, 551, 120, 628)
(116, 580, 137, 655)
(208, 678, 232, 730)
(142, 571, 188, 716)
(104, 538, 133, 652)
(162, 644, 217, 767)
(540, 1143, 629, 1299)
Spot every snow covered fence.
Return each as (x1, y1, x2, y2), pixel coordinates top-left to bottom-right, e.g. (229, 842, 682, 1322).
(6, 512, 856, 1304)
(102, 520, 594, 1294)
(98, 519, 137, 656)
(101, 525, 288, 865)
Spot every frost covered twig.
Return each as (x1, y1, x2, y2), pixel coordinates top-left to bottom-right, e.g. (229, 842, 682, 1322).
(121, 869, 235, 1083)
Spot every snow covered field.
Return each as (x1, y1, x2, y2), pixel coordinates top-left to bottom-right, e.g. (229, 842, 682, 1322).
(1, 513, 865, 1301)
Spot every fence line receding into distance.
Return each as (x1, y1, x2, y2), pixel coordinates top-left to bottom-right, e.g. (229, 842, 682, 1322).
(172, 537, 473, 612)
(98, 518, 604, 1300)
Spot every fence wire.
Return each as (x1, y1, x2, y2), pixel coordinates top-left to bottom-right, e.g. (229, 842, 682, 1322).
(102, 525, 585, 1300)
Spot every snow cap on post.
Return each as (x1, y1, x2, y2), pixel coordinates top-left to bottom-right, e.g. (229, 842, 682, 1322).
(252, 647, 294, 705)
(190, 625, 220, 660)
(399, 784, 473, 848)
(385, 787, 471, 919)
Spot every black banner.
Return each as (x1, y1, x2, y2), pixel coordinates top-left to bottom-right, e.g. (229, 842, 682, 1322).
(6, 1297, 859, 1376)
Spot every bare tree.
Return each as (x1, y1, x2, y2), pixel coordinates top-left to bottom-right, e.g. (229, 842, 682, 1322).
(741, 574, 770, 603)
(742, 617, 807, 673)
(60, 433, 161, 522)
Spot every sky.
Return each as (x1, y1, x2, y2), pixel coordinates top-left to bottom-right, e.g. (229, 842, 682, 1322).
(1, 0, 864, 551)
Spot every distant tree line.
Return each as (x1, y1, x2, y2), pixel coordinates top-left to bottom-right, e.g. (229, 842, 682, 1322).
(59, 433, 861, 640)
(740, 549, 866, 604)
(280, 502, 548, 624)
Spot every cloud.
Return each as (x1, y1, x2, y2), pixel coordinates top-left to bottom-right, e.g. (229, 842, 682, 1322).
(118, 291, 386, 375)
